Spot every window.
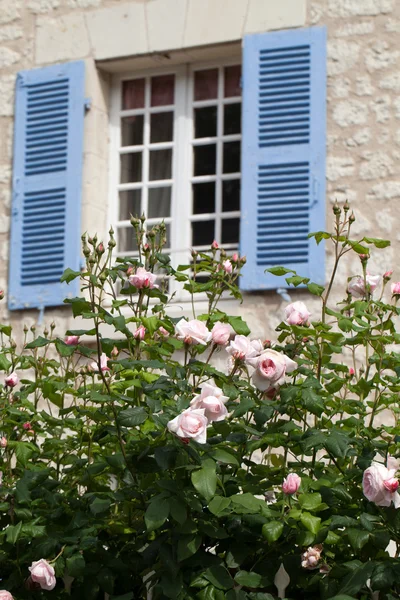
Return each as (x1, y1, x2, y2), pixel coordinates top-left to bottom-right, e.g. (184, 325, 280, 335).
(109, 60, 242, 297)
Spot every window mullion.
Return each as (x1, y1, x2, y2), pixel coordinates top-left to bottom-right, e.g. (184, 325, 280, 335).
(142, 76, 151, 225)
(215, 66, 224, 245)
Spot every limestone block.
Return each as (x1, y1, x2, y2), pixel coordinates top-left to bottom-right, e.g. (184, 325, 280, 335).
(328, 40, 360, 75)
(327, 0, 394, 17)
(379, 73, 400, 92)
(0, 47, 20, 69)
(355, 75, 373, 96)
(376, 208, 393, 233)
(184, 0, 247, 47)
(85, 3, 148, 60)
(244, 0, 306, 34)
(359, 152, 393, 180)
(385, 18, 400, 32)
(0, 215, 9, 234)
(83, 107, 109, 161)
(84, 58, 110, 113)
(370, 95, 391, 123)
(333, 99, 368, 127)
(27, 0, 60, 13)
(352, 128, 372, 146)
(330, 77, 351, 98)
(146, 0, 187, 51)
(0, 75, 15, 117)
(0, 1, 21, 25)
(0, 24, 23, 41)
(327, 156, 355, 181)
(35, 13, 90, 64)
(394, 97, 400, 119)
(335, 21, 374, 36)
(310, 3, 324, 24)
(365, 41, 400, 72)
(369, 181, 400, 200)
(0, 165, 11, 184)
(67, 0, 102, 7)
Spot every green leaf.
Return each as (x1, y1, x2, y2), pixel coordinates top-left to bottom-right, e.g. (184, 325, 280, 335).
(0, 324, 12, 337)
(299, 493, 322, 511)
(362, 236, 390, 249)
(234, 571, 262, 588)
(338, 562, 374, 596)
(66, 554, 86, 577)
(307, 282, 325, 296)
(266, 267, 295, 276)
(300, 512, 321, 534)
(117, 407, 148, 427)
(230, 493, 263, 514)
(211, 449, 239, 466)
(348, 240, 369, 254)
(0, 353, 11, 370)
(145, 497, 169, 531)
(90, 497, 112, 515)
(25, 336, 51, 349)
(347, 529, 370, 551)
(325, 430, 350, 459)
(13, 442, 36, 467)
(6, 521, 22, 544)
(55, 338, 77, 357)
(204, 566, 234, 590)
(191, 461, 217, 502)
(177, 534, 202, 561)
(262, 521, 284, 543)
(208, 496, 231, 516)
(227, 316, 250, 336)
(60, 268, 82, 283)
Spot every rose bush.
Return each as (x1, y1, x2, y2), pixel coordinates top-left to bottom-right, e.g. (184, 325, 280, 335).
(0, 208, 399, 599)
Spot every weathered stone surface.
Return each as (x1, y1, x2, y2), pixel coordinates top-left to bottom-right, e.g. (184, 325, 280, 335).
(331, 77, 351, 98)
(27, 0, 60, 13)
(328, 39, 360, 75)
(67, 0, 102, 7)
(380, 73, 400, 92)
(370, 96, 392, 123)
(359, 152, 394, 180)
(0, 24, 23, 41)
(368, 181, 400, 200)
(0, 75, 15, 117)
(0, 1, 21, 24)
(244, 0, 306, 33)
(336, 21, 374, 36)
(327, 156, 355, 181)
(35, 13, 90, 63)
(146, 0, 187, 51)
(0, 47, 20, 68)
(365, 41, 400, 72)
(327, 0, 394, 17)
(355, 75, 373, 96)
(310, 2, 324, 23)
(333, 100, 368, 127)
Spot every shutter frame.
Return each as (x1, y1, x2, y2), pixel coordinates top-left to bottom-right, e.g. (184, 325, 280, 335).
(9, 60, 85, 310)
(240, 26, 327, 291)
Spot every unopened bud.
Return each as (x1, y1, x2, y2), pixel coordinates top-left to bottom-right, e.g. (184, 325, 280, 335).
(211, 240, 219, 250)
(10, 339, 16, 349)
(384, 270, 393, 280)
(96, 242, 105, 255)
(349, 211, 356, 223)
(130, 216, 140, 227)
(50, 321, 56, 330)
(111, 346, 119, 358)
(240, 256, 247, 265)
(30, 325, 36, 333)
(359, 253, 369, 264)
(140, 213, 146, 223)
(0, 290, 4, 300)
(43, 328, 49, 338)
(263, 340, 271, 348)
(343, 199, 350, 213)
(143, 243, 150, 252)
(23, 325, 28, 334)
(191, 248, 198, 258)
(333, 201, 341, 216)
(108, 238, 116, 249)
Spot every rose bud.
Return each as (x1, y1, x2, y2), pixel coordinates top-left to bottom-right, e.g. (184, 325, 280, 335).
(0, 291, 5, 300)
(134, 325, 146, 340)
(65, 336, 79, 346)
(211, 240, 219, 250)
(391, 282, 400, 295)
(5, 372, 18, 388)
(282, 473, 301, 495)
(223, 259, 233, 274)
(211, 322, 234, 346)
(23, 422, 32, 431)
(0, 437, 7, 448)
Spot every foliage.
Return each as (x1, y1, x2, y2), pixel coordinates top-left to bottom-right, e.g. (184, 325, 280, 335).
(0, 208, 399, 599)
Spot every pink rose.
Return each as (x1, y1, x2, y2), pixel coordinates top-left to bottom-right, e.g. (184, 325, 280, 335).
(0, 592, 14, 600)
(282, 473, 301, 495)
(232, 253, 239, 262)
(211, 240, 219, 250)
(391, 282, 400, 295)
(226, 335, 263, 361)
(223, 260, 233, 274)
(65, 336, 79, 345)
(129, 267, 157, 289)
(211, 322, 234, 346)
(0, 437, 7, 448)
(167, 408, 208, 444)
(158, 326, 169, 337)
(190, 382, 229, 422)
(248, 349, 297, 392)
(134, 325, 146, 340)
(5, 372, 18, 388)
(284, 301, 311, 326)
(363, 459, 400, 508)
(301, 545, 323, 570)
(29, 559, 56, 591)
(384, 270, 393, 279)
(347, 274, 380, 298)
(175, 319, 212, 345)
(90, 353, 110, 372)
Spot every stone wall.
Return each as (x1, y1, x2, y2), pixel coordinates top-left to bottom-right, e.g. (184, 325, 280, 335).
(0, 0, 398, 342)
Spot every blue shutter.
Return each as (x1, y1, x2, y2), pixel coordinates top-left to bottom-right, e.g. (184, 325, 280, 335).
(240, 27, 327, 291)
(9, 61, 85, 310)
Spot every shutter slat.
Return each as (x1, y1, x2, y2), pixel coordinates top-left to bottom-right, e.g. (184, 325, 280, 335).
(240, 27, 326, 290)
(9, 61, 85, 310)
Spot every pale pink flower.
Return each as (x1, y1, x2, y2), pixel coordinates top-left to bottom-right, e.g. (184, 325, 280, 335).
(5, 372, 18, 388)
(232, 253, 239, 262)
(226, 335, 263, 361)
(211, 322, 234, 346)
(363, 458, 400, 508)
(90, 353, 110, 372)
(167, 408, 208, 444)
(282, 473, 301, 495)
(0, 591, 14, 600)
(134, 325, 146, 340)
(23, 422, 32, 431)
(391, 282, 400, 295)
(211, 240, 219, 250)
(129, 267, 157, 289)
(65, 336, 79, 345)
(0, 437, 7, 448)
(158, 326, 169, 337)
(347, 274, 380, 298)
(248, 349, 297, 392)
(349, 367, 355, 376)
(223, 260, 233, 274)
(284, 301, 311, 326)
(301, 546, 323, 570)
(384, 270, 393, 279)
(190, 382, 229, 422)
(29, 559, 56, 591)
(175, 319, 212, 345)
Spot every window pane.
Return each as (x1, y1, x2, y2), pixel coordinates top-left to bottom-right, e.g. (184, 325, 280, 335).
(223, 141, 240, 173)
(118, 227, 138, 252)
(194, 144, 216, 176)
(122, 78, 145, 109)
(148, 187, 171, 218)
(222, 218, 240, 244)
(151, 74, 175, 106)
(150, 112, 173, 143)
(121, 115, 144, 146)
(193, 182, 215, 214)
(195, 106, 217, 138)
(222, 179, 240, 212)
(149, 149, 172, 181)
(119, 189, 141, 220)
(224, 103, 241, 135)
(224, 65, 241, 98)
(194, 68, 218, 101)
(192, 220, 215, 246)
(120, 152, 142, 183)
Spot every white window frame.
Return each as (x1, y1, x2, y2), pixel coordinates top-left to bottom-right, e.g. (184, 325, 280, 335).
(108, 57, 241, 303)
